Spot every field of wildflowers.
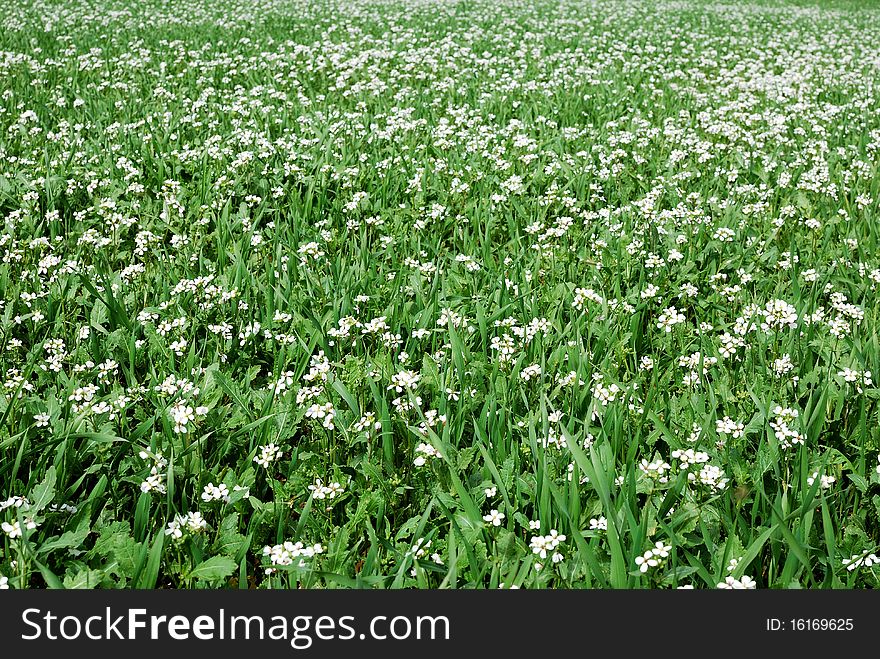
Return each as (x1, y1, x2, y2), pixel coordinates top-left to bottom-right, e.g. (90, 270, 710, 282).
(1, 0, 879, 589)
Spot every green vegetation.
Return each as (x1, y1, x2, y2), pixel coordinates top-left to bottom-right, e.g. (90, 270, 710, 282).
(1, 0, 880, 589)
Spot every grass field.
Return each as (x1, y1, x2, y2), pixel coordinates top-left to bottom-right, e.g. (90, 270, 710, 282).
(1, 0, 880, 589)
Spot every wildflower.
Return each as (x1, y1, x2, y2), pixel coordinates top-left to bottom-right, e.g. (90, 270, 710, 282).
(414, 442, 441, 466)
(717, 576, 757, 589)
(169, 400, 195, 434)
(483, 509, 505, 526)
(388, 370, 420, 393)
(201, 483, 230, 503)
(657, 306, 686, 332)
(530, 530, 566, 559)
(254, 443, 283, 469)
(639, 458, 672, 483)
(807, 473, 835, 490)
(760, 299, 798, 331)
(309, 478, 346, 500)
(2, 521, 22, 539)
(165, 518, 183, 539)
(573, 288, 603, 310)
(409, 538, 431, 559)
(305, 402, 336, 430)
(635, 542, 672, 573)
(715, 416, 745, 439)
(263, 540, 324, 572)
(843, 551, 880, 571)
(519, 363, 542, 381)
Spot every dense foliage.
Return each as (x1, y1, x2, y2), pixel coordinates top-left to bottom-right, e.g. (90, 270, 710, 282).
(1, 0, 880, 589)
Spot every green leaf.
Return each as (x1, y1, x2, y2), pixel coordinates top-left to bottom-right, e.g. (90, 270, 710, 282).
(35, 560, 65, 589)
(733, 526, 775, 580)
(848, 473, 869, 493)
(38, 517, 91, 555)
(137, 530, 165, 588)
(190, 555, 237, 582)
(332, 380, 360, 415)
(29, 466, 57, 514)
(63, 568, 105, 589)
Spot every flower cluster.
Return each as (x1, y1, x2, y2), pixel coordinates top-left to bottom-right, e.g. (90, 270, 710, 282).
(254, 444, 283, 469)
(842, 551, 880, 572)
(165, 512, 208, 539)
(413, 442, 442, 467)
(770, 406, 805, 450)
(308, 479, 346, 500)
(529, 530, 566, 567)
(635, 542, 672, 573)
(262, 540, 325, 574)
(0, 0, 878, 592)
(138, 450, 168, 494)
(717, 575, 757, 589)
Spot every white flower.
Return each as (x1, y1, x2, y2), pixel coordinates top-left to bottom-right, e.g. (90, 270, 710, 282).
(201, 482, 230, 503)
(713, 227, 735, 242)
(184, 512, 207, 533)
(770, 406, 804, 449)
(717, 575, 757, 589)
(671, 448, 710, 470)
(715, 416, 745, 438)
(529, 530, 566, 559)
(0, 576, 8, 589)
(169, 400, 195, 434)
(519, 363, 542, 381)
(305, 402, 336, 430)
(388, 370, 420, 393)
(807, 472, 835, 490)
(639, 458, 672, 483)
(164, 512, 207, 538)
(140, 473, 166, 494)
(634, 542, 672, 573)
(414, 442, 441, 466)
(254, 443, 283, 468)
(842, 551, 880, 571)
(635, 551, 660, 573)
(760, 299, 798, 331)
(164, 518, 183, 539)
(573, 287, 603, 310)
(263, 540, 324, 568)
(409, 538, 431, 559)
(0, 496, 29, 511)
(2, 521, 22, 538)
(657, 306, 686, 332)
(690, 464, 729, 491)
(309, 478, 346, 500)
(482, 509, 505, 527)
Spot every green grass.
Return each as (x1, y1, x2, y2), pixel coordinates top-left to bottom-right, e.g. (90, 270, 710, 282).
(1, 0, 880, 590)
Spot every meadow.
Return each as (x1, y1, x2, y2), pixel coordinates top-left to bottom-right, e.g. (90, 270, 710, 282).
(1, 0, 880, 589)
